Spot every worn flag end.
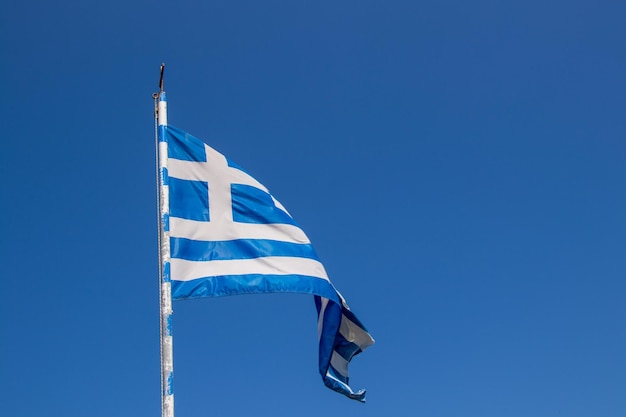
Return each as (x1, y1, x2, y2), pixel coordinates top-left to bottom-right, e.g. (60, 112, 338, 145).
(323, 366, 368, 402)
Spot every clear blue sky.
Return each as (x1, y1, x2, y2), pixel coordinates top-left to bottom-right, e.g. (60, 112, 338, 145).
(2, 1, 625, 416)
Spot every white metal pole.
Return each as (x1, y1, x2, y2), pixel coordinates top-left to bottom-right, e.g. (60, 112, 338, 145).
(156, 64, 174, 417)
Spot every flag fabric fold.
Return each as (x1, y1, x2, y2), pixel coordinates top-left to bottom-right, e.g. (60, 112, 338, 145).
(163, 125, 374, 401)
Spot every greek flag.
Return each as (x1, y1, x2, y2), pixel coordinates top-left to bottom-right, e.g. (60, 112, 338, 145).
(163, 125, 374, 402)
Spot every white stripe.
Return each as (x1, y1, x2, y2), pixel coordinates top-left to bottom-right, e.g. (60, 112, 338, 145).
(169, 217, 310, 243)
(330, 351, 349, 377)
(339, 314, 375, 349)
(168, 158, 212, 181)
(171, 256, 330, 282)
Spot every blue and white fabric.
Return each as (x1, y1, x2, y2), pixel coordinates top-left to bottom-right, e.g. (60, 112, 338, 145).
(163, 125, 374, 402)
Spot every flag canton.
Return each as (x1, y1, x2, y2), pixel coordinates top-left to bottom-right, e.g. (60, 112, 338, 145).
(166, 125, 293, 226)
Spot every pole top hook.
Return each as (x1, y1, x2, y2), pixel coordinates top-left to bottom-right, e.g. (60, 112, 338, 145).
(159, 63, 165, 92)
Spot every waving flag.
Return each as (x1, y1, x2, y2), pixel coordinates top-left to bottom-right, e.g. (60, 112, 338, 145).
(163, 125, 374, 401)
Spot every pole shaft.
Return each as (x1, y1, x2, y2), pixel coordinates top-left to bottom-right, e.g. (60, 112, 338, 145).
(156, 89, 174, 417)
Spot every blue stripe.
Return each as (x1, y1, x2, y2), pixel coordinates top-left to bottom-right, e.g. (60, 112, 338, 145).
(231, 184, 298, 226)
(172, 274, 341, 303)
(334, 332, 363, 361)
(317, 297, 342, 374)
(171, 238, 319, 262)
(166, 125, 207, 162)
(169, 178, 209, 221)
(159, 92, 167, 102)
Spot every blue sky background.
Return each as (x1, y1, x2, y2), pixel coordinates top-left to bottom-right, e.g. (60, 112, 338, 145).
(2, 1, 626, 416)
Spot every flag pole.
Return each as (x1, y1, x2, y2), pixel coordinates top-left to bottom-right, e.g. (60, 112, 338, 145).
(154, 63, 174, 417)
